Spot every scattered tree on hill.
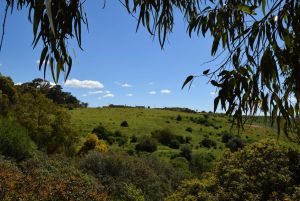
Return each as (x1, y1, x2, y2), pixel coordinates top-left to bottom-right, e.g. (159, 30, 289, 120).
(176, 115, 182, 121)
(120, 121, 129, 127)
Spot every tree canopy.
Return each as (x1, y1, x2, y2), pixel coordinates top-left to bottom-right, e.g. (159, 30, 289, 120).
(1, 0, 300, 139)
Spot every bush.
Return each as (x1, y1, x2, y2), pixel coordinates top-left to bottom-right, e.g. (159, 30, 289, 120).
(190, 152, 216, 174)
(185, 127, 193, 133)
(200, 138, 217, 148)
(0, 120, 36, 161)
(180, 145, 192, 161)
(175, 135, 186, 144)
(92, 124, 110, 139)
(121, 121, 129, 127)
(92, 125, 127, 145)
(77, 134, 108, 155)
(185, 136, 192, 144)
(151, 129, 184, 148)
(169, 139, 180, 149)
(226, 137, 245, 152)
(176, 115, 182, 121)
(0, 154, 108, 201)
(14, 93, 79, 154)
(221, 131, 233, 143)
(135, 137, 157, 153)
(167, 140, 300, 201)
(130, 135, 138, 143)
(196, 117, 209, 125)
(80, 152, 191, 201)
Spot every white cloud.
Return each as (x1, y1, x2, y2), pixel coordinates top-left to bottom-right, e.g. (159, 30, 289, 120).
(88, 90, 103, 95)
(65, 78, 104, 89)
(126, 93, 133, 97)
(103, 93, 115, 98)
(15, 82, 22, 86)
(160, 89, 171, 94)
(105, 90, 111, 94)
(149, 91, 157, 95)
(83, 91, 105, 97)
(274, 15, 278, 22)
(121, 83, 133, 88)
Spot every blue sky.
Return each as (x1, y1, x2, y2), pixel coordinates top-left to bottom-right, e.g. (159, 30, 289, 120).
(0, 1, 219, 111)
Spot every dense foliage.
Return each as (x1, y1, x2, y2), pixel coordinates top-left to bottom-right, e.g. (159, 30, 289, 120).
(0, 154, 108, 200)
(19, 78, 87, 108)
(167, 140, 300, 201)
(80, 152, 191, 201)
(0, 75, 79, 154)
(0, 119, 36, 161)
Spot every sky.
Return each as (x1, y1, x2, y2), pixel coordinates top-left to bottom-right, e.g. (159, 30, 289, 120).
(0, 0, 219, 111)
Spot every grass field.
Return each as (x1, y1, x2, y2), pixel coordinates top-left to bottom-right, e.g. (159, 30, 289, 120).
(70, 107, 300, 160)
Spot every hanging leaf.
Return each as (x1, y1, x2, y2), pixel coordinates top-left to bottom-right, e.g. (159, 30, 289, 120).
(45, 0, 56, 36)
(203, 69, 210, 75)
(33, 0, 44, 40)
(181, 75, 194, 90)
(39, 46, 48, 71)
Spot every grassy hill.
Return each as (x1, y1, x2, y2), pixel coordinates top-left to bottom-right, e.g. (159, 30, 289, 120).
(70, 107, 300, 160)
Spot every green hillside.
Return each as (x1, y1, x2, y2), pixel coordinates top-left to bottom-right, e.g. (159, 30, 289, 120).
(70, 107, 300, 160)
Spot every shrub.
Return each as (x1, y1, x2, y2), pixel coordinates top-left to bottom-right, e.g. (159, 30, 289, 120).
(121, 121, 129, 127)
(171, 157, 190, 173)
(185, 127, 193, 133)
(180, 145, 192, 161)
(119, 183, 145, 201)
(0, 154, 108, 201)
(221, 131, 233, 143)
(169, 139, 180, 149)
(135, 137, 157, 152)
(165, 178, 217, 201)
(196, 117, 209, 125)
(80, 152, 190, 201)
(0, 119, 36, 161)
(175, 135, 186, 144)
(93, 125, 110, 139)
(167, 140, 300, 201)
(14, 93, 79, 154)
(185, 136, 192, 144)
(176, 115, 182, 121)
(190, 152, 216, 174)
(92, 125, 127, 145)
(78, 134, 108, 155)
(130, 135, 138, 143)
(200, 138, 217, 148)
(226, 137, 245, 152)
(152, 129, 184, 148)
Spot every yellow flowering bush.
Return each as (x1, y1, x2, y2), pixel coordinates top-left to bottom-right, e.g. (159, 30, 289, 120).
(78, 134, 108, 155)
